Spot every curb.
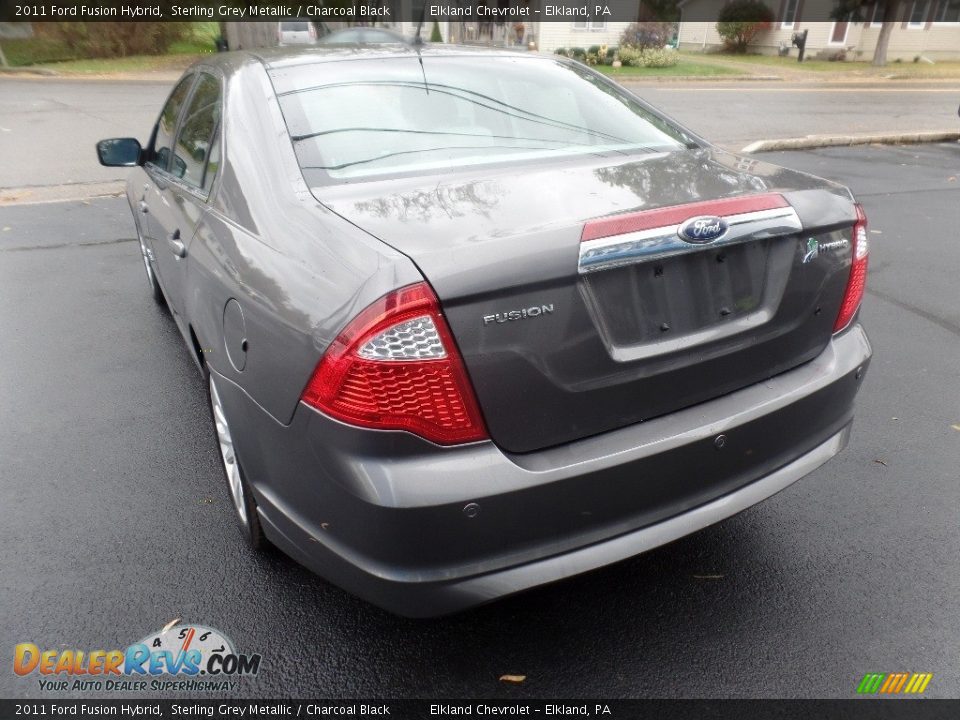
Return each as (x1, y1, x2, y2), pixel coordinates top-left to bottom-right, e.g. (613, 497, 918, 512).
(0, 67, 60, 77)
(742, 130, 960, 154)
(0, 181, 126, 206)
(618, 74, 782, 83)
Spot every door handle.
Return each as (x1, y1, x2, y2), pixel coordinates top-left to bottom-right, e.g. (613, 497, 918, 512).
(168, 229, 186, 258)
(139, 200, 149, 214)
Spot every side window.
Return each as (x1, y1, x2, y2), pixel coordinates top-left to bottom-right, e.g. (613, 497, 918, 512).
(171, 73, 221, 190)
(150, 75, 195, 171)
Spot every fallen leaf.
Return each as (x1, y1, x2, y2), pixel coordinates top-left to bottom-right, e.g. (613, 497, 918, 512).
(198, 498, 213, 504)
(2, 227, 10, 232)
(869, 229, 882, 235)
(693, 574, 724, 580)
(948, 176, 956, 182)
(951, 424, 960, 432)
(161, 618, 181, 633)
(499, 675, 526, 684)
(873, 459, 888, 467)
(891, 417, 899, 421)
(320, 522, 330, 530)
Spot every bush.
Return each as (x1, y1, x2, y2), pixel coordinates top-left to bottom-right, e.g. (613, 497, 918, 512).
(617, 46, 641, 66)
(554, 47, 568, 56)
(715, 0, 774, 53)
(637, 48, 679, 68)
(430, 21, 443, 43)
(617, 46, 679, 68)
(569, 47, 587, 61)
(605, 46, 618, 63)
(50, 22, 188, 58)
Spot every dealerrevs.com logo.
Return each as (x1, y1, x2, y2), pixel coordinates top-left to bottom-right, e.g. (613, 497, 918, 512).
(14, 624, 262, 693)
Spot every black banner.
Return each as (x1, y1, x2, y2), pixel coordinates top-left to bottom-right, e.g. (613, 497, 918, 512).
(3, 700, 960, 720)
(0, 0, 871, 23)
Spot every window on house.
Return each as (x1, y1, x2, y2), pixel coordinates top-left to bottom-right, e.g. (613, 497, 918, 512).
(908, 0, 931, 26)
(572, 20, 608, 30)
(781, 0, 800, 27)
(933, 0, 960, 22)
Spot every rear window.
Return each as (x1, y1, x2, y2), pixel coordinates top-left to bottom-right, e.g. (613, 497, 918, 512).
(281, 21, 309, 31)
(275, 56, 696, 182)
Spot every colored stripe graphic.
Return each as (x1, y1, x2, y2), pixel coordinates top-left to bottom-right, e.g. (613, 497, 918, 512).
(857, 672, 932, 695)
(857, 674, 885, 694)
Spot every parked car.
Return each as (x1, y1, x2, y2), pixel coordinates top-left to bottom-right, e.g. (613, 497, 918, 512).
(277, 20, 317, 46)
(96, 46, 871, 617)
(318, 27, 408, 44)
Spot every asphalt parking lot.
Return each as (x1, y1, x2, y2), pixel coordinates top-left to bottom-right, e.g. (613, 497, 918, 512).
(1, 142, 959, 699)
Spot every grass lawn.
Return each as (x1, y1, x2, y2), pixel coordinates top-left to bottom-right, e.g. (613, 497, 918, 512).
(683, 51, 960, 77)
(30, 54, 207, 75)
(595, 60, 742, 78)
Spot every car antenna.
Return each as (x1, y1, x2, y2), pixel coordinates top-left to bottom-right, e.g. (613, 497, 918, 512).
(413, 2, 426, 46)
(412, 3, 429, 94)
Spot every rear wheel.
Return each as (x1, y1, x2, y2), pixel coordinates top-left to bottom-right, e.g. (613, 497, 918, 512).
(208, 373, 267, 550)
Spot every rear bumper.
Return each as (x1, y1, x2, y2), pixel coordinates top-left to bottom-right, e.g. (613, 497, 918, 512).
(214, 324, 871, 617)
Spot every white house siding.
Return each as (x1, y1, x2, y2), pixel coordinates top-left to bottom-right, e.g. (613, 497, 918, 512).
(677, 1, 960, 61)
(858, 22, 960, 61)
(536, 22, 632, 53)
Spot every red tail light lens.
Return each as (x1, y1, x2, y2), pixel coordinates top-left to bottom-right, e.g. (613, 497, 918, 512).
(301, 283, 488, 445)
(834, 204, 869, 333)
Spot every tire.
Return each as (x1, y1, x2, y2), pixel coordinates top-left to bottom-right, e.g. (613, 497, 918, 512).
(136, 224, 165, 305)
(207, 372, 268, 550)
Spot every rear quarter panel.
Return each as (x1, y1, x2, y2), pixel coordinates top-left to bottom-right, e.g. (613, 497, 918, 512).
(185, 57, 422, 425)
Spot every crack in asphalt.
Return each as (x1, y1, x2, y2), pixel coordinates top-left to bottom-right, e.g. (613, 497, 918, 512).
(867, 286, 960, 339)
(0, 237, 136, 252)
(855, 186, 960, 198)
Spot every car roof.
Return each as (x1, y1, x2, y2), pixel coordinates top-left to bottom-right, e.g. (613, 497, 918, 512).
(191, 44, 536, 76)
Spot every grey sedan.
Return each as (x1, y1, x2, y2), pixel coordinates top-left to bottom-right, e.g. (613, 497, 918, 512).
(96, 45, 871, 616)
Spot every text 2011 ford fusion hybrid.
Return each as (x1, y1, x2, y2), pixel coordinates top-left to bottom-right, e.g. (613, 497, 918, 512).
(97, 45, 871, 616)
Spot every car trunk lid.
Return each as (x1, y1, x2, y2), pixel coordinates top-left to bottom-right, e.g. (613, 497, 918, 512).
(313, 149, 859, 453)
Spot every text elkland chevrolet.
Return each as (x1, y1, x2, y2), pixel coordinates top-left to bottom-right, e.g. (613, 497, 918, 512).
(97, 46, 871, 616)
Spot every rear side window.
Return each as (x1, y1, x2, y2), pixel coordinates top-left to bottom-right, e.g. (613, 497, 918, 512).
(171, 73, 222, 190)
(281, 21, 309, 30)
(151, 75, 194, 171)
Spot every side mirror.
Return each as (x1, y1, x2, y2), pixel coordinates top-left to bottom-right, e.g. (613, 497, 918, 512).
(96, 138, 142, 167)
(172, 154, 187, 179)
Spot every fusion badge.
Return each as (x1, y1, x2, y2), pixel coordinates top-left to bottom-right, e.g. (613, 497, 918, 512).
(483, 304, 554, 326)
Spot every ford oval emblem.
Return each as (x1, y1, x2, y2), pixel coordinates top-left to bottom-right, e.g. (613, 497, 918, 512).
(678, 215, 728, 244)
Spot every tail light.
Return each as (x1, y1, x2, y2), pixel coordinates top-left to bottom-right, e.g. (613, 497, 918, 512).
(309, 24, 317, 40)
(301, 283, 488, 445)
(833, 203, 869, 333)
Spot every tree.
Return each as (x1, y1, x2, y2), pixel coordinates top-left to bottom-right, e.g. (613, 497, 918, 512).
(635, 0, 681, 21)
(832, 0, 902, 66)
(716, 0, 774, 53)
(430, 20, 443, 43)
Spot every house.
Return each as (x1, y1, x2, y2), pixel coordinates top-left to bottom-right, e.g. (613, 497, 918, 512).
(388, 19, 633, 53)
(677, 1, 960, 61)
